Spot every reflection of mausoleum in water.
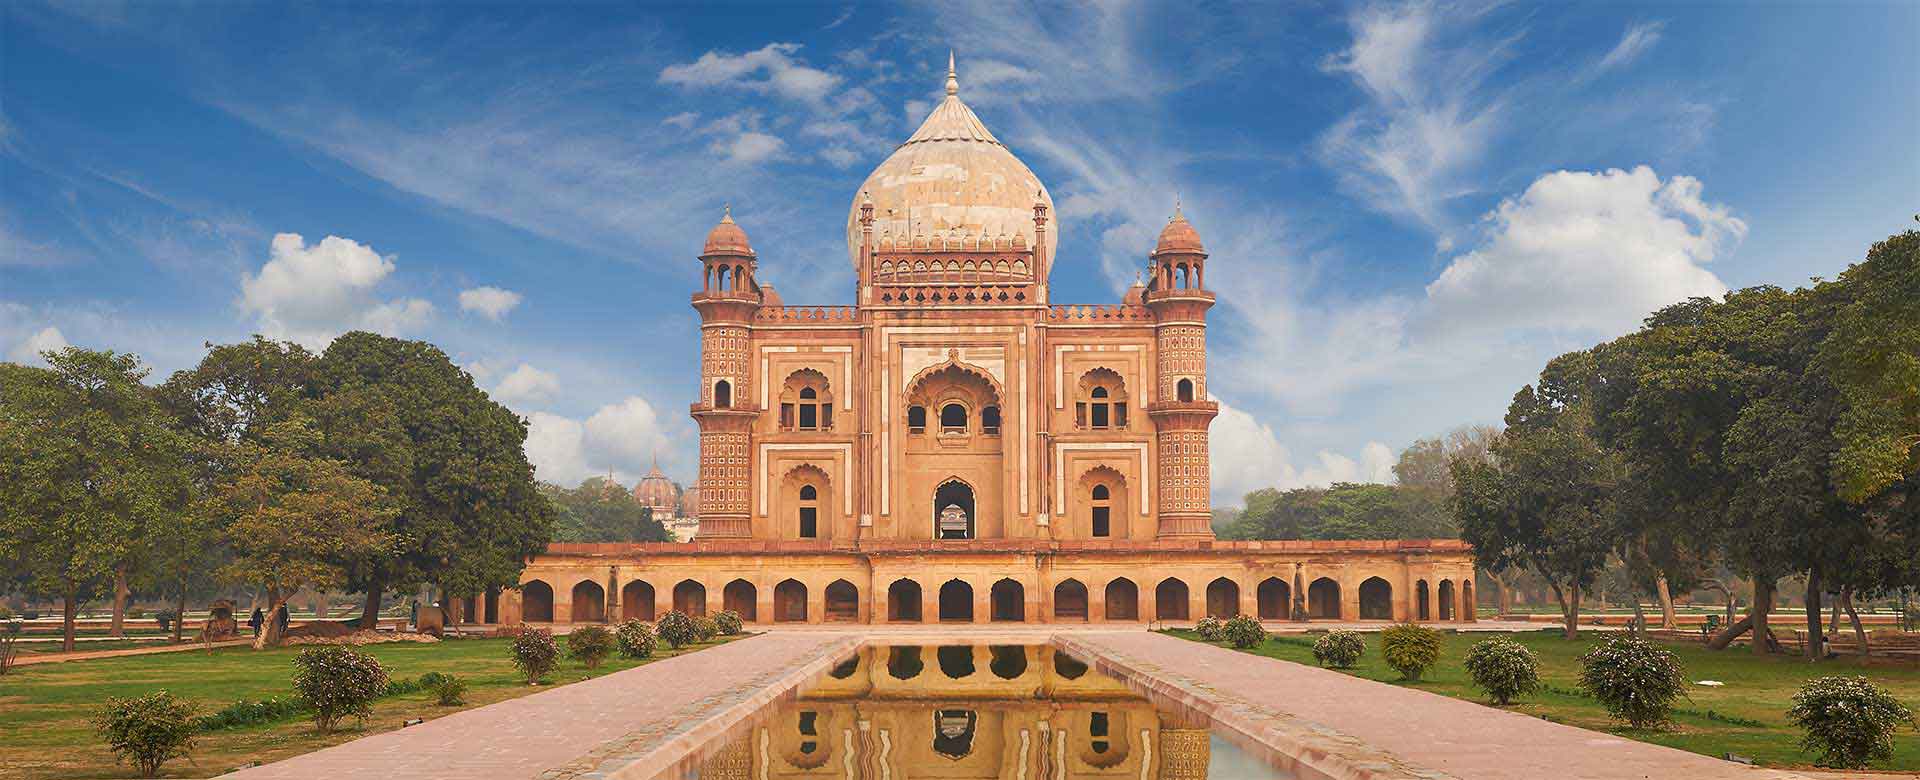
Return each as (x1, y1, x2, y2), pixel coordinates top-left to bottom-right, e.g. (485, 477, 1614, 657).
(475, 56, 1475, 630)
(688, 645, 1229, 780)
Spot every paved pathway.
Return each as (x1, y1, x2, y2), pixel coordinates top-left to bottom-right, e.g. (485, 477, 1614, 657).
(12, 637, 252, 666)
(1059, 631, 1815, 780)
(224, 632, 856, 780)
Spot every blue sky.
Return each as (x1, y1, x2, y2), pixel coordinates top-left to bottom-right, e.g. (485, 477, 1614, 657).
(3, 1, 1915, 504)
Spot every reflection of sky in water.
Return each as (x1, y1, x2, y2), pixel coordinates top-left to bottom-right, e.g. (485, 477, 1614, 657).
(676, 644, 1293, 779)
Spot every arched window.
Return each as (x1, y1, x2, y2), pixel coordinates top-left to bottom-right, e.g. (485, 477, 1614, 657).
(779, 370, 832, 431)
(713, 380, 732, 408)
(940, 402, 967, 433)
(798, 484, 819, 538)
(907, 405, 927, 434)
(1091, 484, 1112, 537)
(1177, 378, 1195, 402)
(981, 405, 1001, 436)
(1076, 369, 1128, 430)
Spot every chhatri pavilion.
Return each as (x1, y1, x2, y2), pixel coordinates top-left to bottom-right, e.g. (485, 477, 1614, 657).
(491, 58, 1474, 629)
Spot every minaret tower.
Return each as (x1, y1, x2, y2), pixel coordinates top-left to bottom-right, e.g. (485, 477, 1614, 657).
(1143, 205, 1219, 539)
(691, 207, 761, 539)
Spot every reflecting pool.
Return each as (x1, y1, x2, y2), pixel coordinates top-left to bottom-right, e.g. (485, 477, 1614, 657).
(665, 644, 1294, 779)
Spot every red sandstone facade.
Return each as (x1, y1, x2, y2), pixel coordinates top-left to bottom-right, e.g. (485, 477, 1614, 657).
(499, 58, 1476, 628)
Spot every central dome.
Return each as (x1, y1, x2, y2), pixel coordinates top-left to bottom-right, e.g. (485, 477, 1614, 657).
(846, 55, 1056, 269)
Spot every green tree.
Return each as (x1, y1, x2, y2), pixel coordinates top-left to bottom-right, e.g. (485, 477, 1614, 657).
(213, 420, 395, 648)
(0, 350, 172, 651)
(311, 332, 552, 628)
(1820, 230, 1920, 503)
(544, 477, 673, 543)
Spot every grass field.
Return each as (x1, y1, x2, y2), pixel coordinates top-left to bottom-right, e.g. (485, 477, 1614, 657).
(0, 634, 739, 779)
(1170, 627, 1920, 771)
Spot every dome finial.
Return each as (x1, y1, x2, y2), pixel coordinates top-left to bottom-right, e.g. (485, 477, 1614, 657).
(945, 50, 959, 96)
(1172, 193, 1184, 222)
(721, 202, 733, 224)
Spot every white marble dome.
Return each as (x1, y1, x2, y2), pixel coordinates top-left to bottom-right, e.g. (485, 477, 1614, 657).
(845, 56, 1056, 270)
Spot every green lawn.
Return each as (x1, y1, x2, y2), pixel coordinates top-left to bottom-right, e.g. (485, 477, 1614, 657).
(0, 634, 740, 779)
(1170, 628, 1920, 771)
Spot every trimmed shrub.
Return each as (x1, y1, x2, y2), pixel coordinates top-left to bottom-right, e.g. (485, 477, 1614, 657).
(692, 615, 719, 642)
(1380, 623, 1442, 681)
(567, 624, 616, 669)
(96, 690, 197, 778)
(714, 609, 744, 636)
(1311, 630, 1365, 669)
(655, 611, 697, 649)
(1223, 615, 1267, 649)
(194, 696, 309, 731)
(1194, 616, 1226, 642)
(1464, 638, 1539, 705)
(419, 671, 468, 706)
(511, 626, 561, 684)
(1787, 675, 1916, 769)
(1578, 634, 1684, 728)
(615, 619, 657, 659)
(291, 645, 389, 733)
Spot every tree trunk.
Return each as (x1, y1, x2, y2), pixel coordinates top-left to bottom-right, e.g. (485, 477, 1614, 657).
(1630, 593, 1648, 637)
(1656, 575, 1676, 629)
(1828, 592, 1843, 634)
(1707, 612, 1754, 650)
(62, 585, 78, 653)
(172, 588, 188, 644)
(1753, 578, 1776, 656)
(1804, 567, 1825, 660)
(109, 566, 129, 639)
(1496, 574, 1514, 616)
(255, 587, 286, 650)
(1551, 582, 1582, 640)
(1841, 589, 1868, 657)
(358, 577, 384, 630)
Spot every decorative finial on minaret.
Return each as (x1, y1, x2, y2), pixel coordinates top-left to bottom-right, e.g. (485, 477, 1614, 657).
(946, 50, 959, 96)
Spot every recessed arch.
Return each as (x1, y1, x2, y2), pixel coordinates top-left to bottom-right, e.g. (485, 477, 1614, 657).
(621, 580, 656, 621)
(1053, 579, 1089, 621)
(774, 579, 808, 623)
(1308, 577, 1341, 620)
(938, 579, 974, 622)
(521, 580, 554, 623)
(1155, 578, 1190, 621)
(1078, 465, 1128, 539)
(1439, 580, 1456, 621)
(1416, 580, 1431, 621)
(990, 578, 1025, 622)
(1359, 577, 1393, 620)
(1257, 577, 1291, 620)
(713, 379, 732, 409)
(1205, 577, 1240, 619)
(673, 579, 707, 617)
(934, 478, 975, 540)
(887, 579, 923, 622)
(571, 580, 606, 623)
(1176, 378, 1195, 402)
(722, 579, 756, 621)
(1105, 578, 1139, 621)
(824, 579, 859, 622)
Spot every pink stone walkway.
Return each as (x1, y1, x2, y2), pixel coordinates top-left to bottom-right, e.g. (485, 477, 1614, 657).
(1060, 632, 1816, 780)
(225, 632, 857, 780)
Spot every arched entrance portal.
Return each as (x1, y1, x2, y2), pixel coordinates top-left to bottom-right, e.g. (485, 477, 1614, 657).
(1054, 579, 1089, 621)
(622, 581, 656, 621)
(934, 480, 975, 539)
(938, 580, 974, 622)
(1308, 578, 1341, 620)
(1439, 580, 1456, 620)
(1257, 577, 1290, 620)
(521, 580, 553, 622)
(1155, 578, 1189, 621)
(571, 581, 606, 623)
(1416, 580, 1431, 621)
(1205, 578, 1239, 618)
(825, 580, 859, 622)
(775, 579, 808, 623)
(1359, 577, 1393, 620)
(888, 579, 923, 622)
(723, 579, 756, 621)
(990, 579, 1025, 622)
(1105, 578, 1139, 621)
(673, 580, 707, 616)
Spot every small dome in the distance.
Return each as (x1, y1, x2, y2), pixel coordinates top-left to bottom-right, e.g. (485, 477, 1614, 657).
(703, 206, 753, 257)
(1154, 207, 1204, 255)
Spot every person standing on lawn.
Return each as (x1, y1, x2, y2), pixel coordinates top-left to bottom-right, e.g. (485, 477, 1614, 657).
(248, 607, 264, 637)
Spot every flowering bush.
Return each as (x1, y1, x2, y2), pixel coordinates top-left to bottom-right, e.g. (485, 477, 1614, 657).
(615, 619, 657, 658)
(1194, 616, 1226, 642)
(1223, 615, 1267, 649)
(511, 626, 560, 684)
(1787, 675, 1916, 768)
(1464, 638, 1539, 705)
(1578, 634, 1685, 728)
(1311, 630, 1365, 669)
(291, 645, 389, 732)
(714, 609, 744, 636)
(566, 624, 616, 669)
(655, 611, 697, 649)
(692, 615, 719, 642)
(1381, 623, 1443, 681)
(95, 690, 197, 778)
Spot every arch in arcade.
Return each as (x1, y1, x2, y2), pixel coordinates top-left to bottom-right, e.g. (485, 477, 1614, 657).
(622, 580, 657, 621)
(571, 580, 606, 623)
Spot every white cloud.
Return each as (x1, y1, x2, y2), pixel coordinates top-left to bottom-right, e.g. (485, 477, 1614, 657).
(523, 396, 683, 487)
(491, 363, 561, 408)
(1424, 165, 1742, 335)
(238, 232, 432, 348)
(458, 286, 523, 320)
(1210, 398, 1396, 505)
(660, 43, 845, 107)
(1318, 0, 1510, 229)
(1594, 21, 1664, 74)
(7, 325, 70, 364)
(716, 131, 786, 164)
